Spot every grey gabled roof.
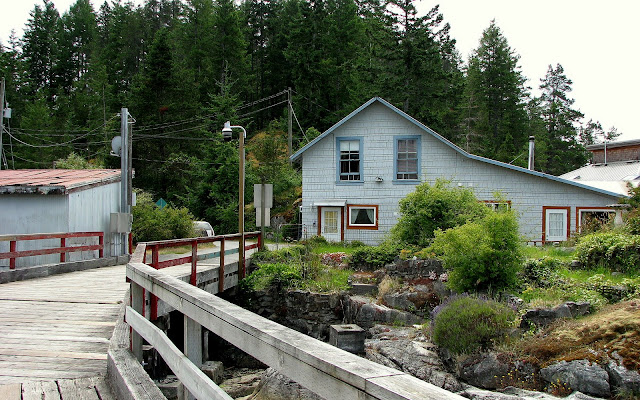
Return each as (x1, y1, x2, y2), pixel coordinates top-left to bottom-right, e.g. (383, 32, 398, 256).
(290, 97, 625, 199)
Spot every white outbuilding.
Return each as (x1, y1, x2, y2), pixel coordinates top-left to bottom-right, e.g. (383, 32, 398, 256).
(0, 169, 127, 267)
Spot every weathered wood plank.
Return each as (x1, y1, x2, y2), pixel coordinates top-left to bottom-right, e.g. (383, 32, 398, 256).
(20, 380, 61, 400)
(128, 262, 465, 400)
(126, 307, 232, 400)
(0, 383, 21, 399)
(57, 378, 100, 400)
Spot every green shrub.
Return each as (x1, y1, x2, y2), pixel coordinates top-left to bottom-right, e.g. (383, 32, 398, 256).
(391, 179, 489, 247)
(132, 191, 195, 242)
(575, 232, 640, 273)
(429, 210, 523, 293)
(242, 263, 303, 291)
(521, 257, 565, 287)
(431, 296, 516, 355)
(251, 245, 307, 264)
(349, 242, 401, 270)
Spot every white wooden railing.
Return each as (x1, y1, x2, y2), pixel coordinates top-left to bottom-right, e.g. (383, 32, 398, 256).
(126, 243, 464, 400)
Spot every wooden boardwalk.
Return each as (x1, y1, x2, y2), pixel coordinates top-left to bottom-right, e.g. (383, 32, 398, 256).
(0, 265, 129, 399)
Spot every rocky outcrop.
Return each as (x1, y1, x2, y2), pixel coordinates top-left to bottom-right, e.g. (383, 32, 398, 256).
(364, 325, 463, 392)
(458, 353, 538, 391)
(242, 368, 324, 400)
(520, 302, 591, 329)
(343, 296, 423, 331)
(384, 258, 445, 281)
(540, 360, 610, 398)
(458, 386, 601, 400)
(607, 361, 640, 396)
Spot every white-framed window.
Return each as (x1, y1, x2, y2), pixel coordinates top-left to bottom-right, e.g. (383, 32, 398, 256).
(483, 200, 511, 211)
(544, 207, 570, 242)
(577, 207, 615, 232)
(394, 136, 420, 181)
(347, 205, 378, 229)
(337, 138, 362, 182)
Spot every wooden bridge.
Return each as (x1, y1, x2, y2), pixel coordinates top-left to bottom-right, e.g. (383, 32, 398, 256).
(0, 232, 463, 400)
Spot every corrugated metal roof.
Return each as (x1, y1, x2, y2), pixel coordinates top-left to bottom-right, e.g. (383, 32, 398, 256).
(0, 169, 121, 195)
(559, 161, 640, 181)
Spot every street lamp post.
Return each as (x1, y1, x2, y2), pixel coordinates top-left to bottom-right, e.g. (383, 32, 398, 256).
(222, 121, 247, 279)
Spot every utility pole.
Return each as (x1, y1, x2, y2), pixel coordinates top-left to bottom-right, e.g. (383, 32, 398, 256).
(0, 78, 5, 170)
(287, 87, 292, 164)
(120, 108, 130, 255)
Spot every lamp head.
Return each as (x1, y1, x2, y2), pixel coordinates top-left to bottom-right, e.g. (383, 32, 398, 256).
(222, 121, 232, 141)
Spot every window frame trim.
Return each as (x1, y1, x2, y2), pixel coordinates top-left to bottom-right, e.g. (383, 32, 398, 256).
(576, 207, 615, 233)
(542, 206, 571, 243)
(346, 204, 379, 230)
(336, 136, 364, 184)
(393, 135, 421, 184)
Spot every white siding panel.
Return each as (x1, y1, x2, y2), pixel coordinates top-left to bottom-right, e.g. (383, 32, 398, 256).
(0, 195, 69, 267)
(300, 101, 620, 245)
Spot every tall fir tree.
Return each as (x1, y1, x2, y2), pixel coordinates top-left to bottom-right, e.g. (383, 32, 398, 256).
(461, 21, 529, 162)
(538, 63, 587, 175)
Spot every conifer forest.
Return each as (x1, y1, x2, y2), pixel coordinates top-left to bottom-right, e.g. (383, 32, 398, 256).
(0, 0, 618, 231)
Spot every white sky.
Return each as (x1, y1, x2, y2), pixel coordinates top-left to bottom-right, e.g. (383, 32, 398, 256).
(1, 0, 639, 140)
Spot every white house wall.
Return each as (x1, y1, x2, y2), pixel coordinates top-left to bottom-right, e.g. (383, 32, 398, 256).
(0, 195, 69, 267)
(300, 101, 619, 244)
(68, 181, 123, 260)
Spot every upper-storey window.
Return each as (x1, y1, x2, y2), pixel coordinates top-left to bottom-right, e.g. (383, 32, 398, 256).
(338, 138, 362, 182)
(395, 136, 420, 181)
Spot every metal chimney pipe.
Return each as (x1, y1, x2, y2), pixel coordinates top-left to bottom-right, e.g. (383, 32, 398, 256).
(528, 136, 535, 171)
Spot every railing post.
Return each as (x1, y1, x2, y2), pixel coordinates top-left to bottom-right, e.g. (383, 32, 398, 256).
(190, 240, 197, 286)
(258, 231, 263, 252)
(151, 245, 159, 320)
(239, 233, 245, 280)
(130, 281, 144, 362)
(219, 239, 225, 293)
(128, 232, 133, 255)
(60, 237, 66, 263)
(9, 240, 16, 269)
(183, 315, 202, 400)
(99, 233, 104, 258)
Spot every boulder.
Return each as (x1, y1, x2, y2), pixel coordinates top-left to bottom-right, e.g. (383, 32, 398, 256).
(220, 370, 264, 399)
(246, 368, 324, 400)
(344, 296, 422, 331)
(458, 386, 601, 400)
(540, 360, 610, 398)
(520, 302, 591, 329)
(365, 325, 463, 392)
(457, 353, 511, 390)
(607, 361, 640, 396)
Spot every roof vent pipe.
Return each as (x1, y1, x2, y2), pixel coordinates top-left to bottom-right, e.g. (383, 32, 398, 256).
(528, 136, 535, 171)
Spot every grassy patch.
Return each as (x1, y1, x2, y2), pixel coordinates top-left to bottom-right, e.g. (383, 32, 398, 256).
(308, 242, 363, 255)
(302, 268, 354, 292)
(522, 245, 576, 262)
(518, 299, 640, 372)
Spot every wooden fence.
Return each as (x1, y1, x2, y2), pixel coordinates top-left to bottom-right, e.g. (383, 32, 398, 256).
(126, 239, 464, 400)
(0, 232, 104, 269)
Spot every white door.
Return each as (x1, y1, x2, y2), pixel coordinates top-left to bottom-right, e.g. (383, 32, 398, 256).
(545, 209, 568, 242)
(321, 207, 341, 242)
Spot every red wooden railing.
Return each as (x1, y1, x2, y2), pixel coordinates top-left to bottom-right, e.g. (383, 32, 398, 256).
(0, 232, 104, 269)
(132, 231, 262, 320)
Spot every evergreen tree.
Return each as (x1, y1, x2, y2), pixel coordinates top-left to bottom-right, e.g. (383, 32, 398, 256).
(21, 0, 61, 101)
(462, 21, 528, 162)
(538, 64, 587, 174)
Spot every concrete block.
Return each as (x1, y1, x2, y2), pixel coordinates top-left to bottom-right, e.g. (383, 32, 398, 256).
(201, 361, 224, 384)
(329, 324, 365, 354)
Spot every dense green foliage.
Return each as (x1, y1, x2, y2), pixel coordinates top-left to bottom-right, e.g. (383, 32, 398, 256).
(349, 241, 402, 270)
(429, 209, 523, 293)
(431, 296, 516, 355)
(242, 262, 303, 291)
(244, 243, 353, 292)
(0, 0, 616, 229)
(392, 180, 489, 247)
(131, 190, 195, 242)
(575, 232, 640, 273)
